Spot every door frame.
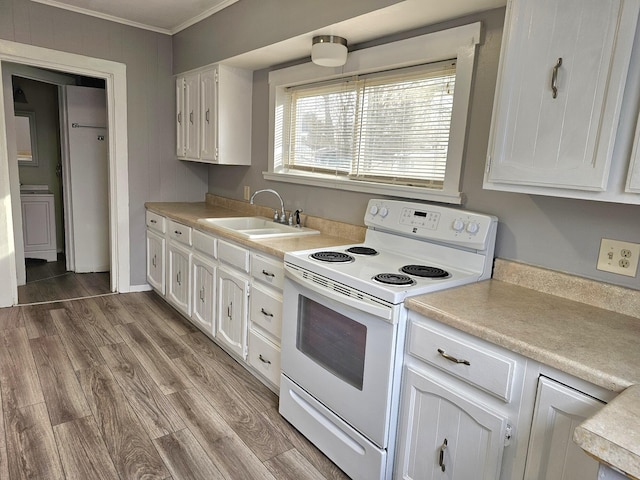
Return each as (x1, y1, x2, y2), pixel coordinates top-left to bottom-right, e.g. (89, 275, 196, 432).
(0, 39, 130, 306)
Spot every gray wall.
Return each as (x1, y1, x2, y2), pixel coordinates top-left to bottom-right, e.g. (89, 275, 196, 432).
(182, 7, 640, 290)
(1, 0, 209, 286)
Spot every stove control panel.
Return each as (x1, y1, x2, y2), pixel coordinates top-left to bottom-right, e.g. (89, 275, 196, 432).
(365, 199, 498, 251)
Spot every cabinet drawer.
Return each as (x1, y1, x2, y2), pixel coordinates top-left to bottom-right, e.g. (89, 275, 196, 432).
(168, 220, 192, 246)
(408, 320, 516, 402)
(248, 330, 281, 388)
(251, 253, 284, 290)
(249, 283, 282, 343)
(218, 240, 249, 272)
(146, 211, 165, 233)
(193, 229, 217, 258)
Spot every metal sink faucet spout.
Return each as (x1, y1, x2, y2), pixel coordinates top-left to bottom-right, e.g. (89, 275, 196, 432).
(250, 189, 286, 224)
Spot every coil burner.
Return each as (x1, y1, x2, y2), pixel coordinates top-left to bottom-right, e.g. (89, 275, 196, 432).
(401, 265, 450, 278)
(373, 273, 415, 286)
(310, 251, 354, 263)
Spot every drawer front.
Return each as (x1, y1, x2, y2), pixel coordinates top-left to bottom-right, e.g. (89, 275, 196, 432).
(408, 320, 516, 402)
(168, 220, 192, 246)
(249, 283, 282, 343)
(218, 240, 249, 272)
(248, 330, 281, 388)
(146, 211, 166, 233)
(193, 230, 217, 259)
(251, 253, 284, 290)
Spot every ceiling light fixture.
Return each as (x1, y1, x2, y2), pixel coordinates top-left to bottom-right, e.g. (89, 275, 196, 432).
(311, 35, 348, 67)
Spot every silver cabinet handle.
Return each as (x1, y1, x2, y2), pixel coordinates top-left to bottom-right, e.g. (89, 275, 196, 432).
(189, 111, 194, 124)
(262, 269, 275, 278)
(152, 254, 157, 268)
(438, 438, 448, 472)
(177, 112, 182, 124)
(199, 286, 205, 302)
(176, 271, 181, 286)
(551, 57, 562, 99)
(260, 308, 273, 317)
(227, 301, 233, 319)
(205, 109, 210, 123)
(258, 354, 271, 365)
(437, 348, 470, 366)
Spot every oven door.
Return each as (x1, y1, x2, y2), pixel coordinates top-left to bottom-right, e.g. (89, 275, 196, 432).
(280, 272, 401, 448)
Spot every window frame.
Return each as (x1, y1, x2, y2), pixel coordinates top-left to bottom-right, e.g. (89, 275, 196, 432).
(267, 22, 482, 204)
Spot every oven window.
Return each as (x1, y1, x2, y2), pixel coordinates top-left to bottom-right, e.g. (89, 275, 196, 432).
(296, 296, 367, 390)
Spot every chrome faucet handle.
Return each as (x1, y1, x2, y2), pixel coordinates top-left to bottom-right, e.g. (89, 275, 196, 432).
(273, 210, 279, 222)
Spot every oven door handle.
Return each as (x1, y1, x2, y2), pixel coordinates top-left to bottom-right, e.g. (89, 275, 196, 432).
(285, 266, 394, 322)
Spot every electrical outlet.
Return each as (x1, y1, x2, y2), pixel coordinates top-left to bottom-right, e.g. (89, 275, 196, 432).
(243, 186, 251, 201)
(596, 238, 640, 277)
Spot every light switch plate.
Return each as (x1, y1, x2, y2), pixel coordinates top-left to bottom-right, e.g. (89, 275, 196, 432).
(243, 186, 251, 201)
(596, 238, 640, 277)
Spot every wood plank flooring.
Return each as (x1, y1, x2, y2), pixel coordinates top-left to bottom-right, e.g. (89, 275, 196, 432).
(0, 293, 349, 480)
(18, 256, 111, 305)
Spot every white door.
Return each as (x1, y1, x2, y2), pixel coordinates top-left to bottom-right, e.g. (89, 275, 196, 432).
(216, 265, 248, 359)
(65, 85, 109, 273)
(524, 376, 604, 480)
(396, 367, 507, 480)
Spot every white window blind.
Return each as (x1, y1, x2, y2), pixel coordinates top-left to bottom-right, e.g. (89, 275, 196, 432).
(282, 61, 456, 188)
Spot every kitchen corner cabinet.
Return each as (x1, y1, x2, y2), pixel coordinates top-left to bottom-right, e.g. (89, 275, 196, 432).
(485, 0, 640, 203)
(523, 376, 604, 480)
(176, 64, 252, 165)
(145, 211, 166, 294)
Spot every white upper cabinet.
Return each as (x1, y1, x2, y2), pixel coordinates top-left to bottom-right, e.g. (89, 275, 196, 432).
(485, 0, 640, 203)
(176, 64, 252, 165)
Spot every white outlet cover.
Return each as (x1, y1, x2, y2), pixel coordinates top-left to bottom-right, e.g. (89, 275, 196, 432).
(597, 238, 640, 277)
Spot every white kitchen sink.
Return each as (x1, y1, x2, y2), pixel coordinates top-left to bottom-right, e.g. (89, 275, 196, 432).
(197, 216, 319, 239)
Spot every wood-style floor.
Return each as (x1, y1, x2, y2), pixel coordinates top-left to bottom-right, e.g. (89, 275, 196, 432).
(0, 291, 349, 480)
(18, 257, 111, 305)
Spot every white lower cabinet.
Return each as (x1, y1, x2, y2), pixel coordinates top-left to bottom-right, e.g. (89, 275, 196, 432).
(397, 367, 508, 480)
(191, 254, 216, 336)
(146, 229, 165, 294)
(523, 376, 605, 480)
(216, 265, 249, 359)
(167, 241, 191, 317)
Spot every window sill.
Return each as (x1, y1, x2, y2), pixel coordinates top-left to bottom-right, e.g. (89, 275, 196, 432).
(263, 170, 462, 204)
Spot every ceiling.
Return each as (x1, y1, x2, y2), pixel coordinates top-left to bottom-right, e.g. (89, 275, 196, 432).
(30, 0, 240, 35)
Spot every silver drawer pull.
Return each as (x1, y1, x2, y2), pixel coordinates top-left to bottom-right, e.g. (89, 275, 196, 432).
(258, 354, 271, 365)
(261, 269, 275, 278)
(551, 57, 562, 99)
(437, 348, 470, 366)
(439, 438, 448, 472)
(260, 308, 273, 317)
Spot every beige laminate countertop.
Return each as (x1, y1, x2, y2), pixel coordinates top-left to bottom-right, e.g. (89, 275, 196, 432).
(145, 201, 364, 258)
(405, 278, 640, 479)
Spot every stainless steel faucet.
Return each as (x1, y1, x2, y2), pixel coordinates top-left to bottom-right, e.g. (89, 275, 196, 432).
(250, 189, 286, 224)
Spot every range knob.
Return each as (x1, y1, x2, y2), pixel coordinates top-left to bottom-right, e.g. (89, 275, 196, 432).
(369, 205, 379, 216)
(466, 222, 480, 234)
(452, 219, 465, 232)
(379, 206, 389, 218)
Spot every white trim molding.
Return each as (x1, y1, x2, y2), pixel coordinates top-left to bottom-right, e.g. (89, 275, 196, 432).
(267, 22, 482, 205)
(0, 39, 130, 306)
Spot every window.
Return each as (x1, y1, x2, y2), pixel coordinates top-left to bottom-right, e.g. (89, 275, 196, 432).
(282, 63, 455, 188)
(268, 22, 482, 204)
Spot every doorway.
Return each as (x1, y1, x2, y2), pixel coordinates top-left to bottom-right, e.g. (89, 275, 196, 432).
(11, 74, 113, 304)
(0, 39, 131, 308)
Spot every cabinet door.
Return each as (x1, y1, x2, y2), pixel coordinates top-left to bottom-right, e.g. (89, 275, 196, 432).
(167, 241, 191, 317)
(216, 265, 248, 359)
(487, 0, 639, 191)
(146, 229, 165, 295)
(183, 72, 200, 159)
(396, 367, 507, 480)
(176, 76, 185, 157)
(200, 68, 218, 162)
(524, 376, 604, 480)
(191, 254, 216, 336)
